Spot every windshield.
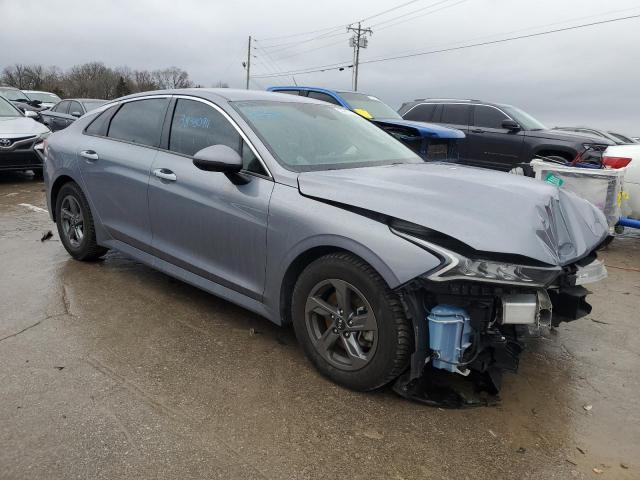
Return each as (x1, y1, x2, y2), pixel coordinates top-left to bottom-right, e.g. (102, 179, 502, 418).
(0, 88, 30, 102)
(235, 101, 421, 172)
(25, 92, 61, 103)
(500, 105, 546, 130)
(338, 92, 402, 120)
(0, 97, 21, 117)
(81, 100, 106, 112)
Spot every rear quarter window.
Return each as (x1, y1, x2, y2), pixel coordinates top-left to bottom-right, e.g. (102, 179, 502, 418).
(403, 103, 436, 122)
(107, 98, 169, 147)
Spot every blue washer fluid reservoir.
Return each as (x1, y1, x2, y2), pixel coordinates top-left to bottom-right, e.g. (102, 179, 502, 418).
(427, 305, 473, 376)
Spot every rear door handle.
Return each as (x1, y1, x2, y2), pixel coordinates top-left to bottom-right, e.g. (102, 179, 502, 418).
(153, 168, 177, 182)
(79, 150, 99, 161)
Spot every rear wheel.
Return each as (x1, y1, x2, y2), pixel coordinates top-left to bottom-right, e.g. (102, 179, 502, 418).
(291, 252, 412, 391)
(55, 182, 108, 261)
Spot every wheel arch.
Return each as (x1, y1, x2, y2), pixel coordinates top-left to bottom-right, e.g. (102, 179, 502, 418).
(277, 239, 400, 326)
(50, 174, 77, 221)
(532, 146, 576, 162)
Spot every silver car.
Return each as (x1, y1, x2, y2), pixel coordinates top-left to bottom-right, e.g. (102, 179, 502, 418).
(44, 89, 608, 396)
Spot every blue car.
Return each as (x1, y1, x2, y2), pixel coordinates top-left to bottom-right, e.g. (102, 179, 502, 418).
(267, 86, 464, 161)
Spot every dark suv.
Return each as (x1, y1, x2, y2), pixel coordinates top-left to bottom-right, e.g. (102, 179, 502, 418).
(398, 99, 613, 171)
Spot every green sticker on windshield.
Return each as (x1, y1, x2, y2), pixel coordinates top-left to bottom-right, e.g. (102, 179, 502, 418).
(544, 172, 564, 187)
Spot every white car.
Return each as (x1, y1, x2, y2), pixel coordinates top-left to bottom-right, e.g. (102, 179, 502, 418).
(603, 145, 640, 219)
(23, 90, 62, 110)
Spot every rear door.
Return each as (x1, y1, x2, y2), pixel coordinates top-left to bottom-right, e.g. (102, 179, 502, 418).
(78, 97, 170, 252)
(467, 105, 525, 170)
(148, 97, 274, 300)
(47, 101, 70, 131)
(438, 103, 471, 160)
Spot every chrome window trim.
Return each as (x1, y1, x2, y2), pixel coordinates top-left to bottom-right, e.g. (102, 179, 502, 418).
(86, 94, 273, 180)
(403, 102, 514, 124)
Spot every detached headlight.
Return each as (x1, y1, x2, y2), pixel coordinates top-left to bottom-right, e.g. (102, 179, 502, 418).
(392, 228, 562, 287)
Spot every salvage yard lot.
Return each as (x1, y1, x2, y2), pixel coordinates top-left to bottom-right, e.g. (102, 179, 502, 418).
(1, 173, 638, 479)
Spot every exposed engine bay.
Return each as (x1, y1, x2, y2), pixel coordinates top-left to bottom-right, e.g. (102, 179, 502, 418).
(392, 233, 607, 408)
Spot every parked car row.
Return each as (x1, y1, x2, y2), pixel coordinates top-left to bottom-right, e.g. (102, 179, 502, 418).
(0, 85, 108, 176)
(41, 88, 610, 399)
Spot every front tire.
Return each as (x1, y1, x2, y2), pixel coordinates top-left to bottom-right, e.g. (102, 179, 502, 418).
(291, 252, 412, 391)
(55, 182, 108, 261)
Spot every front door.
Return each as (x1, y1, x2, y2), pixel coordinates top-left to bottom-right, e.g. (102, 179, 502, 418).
(466, 105, 525, 170)
(78, 97, 170, 251)
(148, 98, 274, 300)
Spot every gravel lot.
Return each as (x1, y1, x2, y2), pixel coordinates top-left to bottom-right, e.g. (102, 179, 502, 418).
(1, 173, 638, 479)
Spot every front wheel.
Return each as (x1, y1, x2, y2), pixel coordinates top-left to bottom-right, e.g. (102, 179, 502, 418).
(291, 253, 412, 391)
(55, 182, 108, 261)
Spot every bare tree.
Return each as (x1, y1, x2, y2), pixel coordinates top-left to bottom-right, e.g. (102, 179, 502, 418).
(1, 64, 31, 89)
(2, 62, 198, 99)
(152, 67, 192, 89)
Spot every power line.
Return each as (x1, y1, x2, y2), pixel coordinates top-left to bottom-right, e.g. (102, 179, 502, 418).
(361, 13, 640, 65)
(257, 0, 426, 45)
(252, 13, 640, 78)
(374, 5, 640, 56)
(258, 25, 347, 42)
(359, 0, 423, 22)
(375, 0, 469, 31)
(371, 0, 454, 27)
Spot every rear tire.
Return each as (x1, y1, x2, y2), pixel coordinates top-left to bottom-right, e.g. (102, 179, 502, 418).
(55, 182, 108, 261)
(291, 252, 412, 391)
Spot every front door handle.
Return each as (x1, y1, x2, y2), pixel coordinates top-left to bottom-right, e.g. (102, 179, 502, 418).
(79, 150, 99, 161)
(153, 168, 177, 182)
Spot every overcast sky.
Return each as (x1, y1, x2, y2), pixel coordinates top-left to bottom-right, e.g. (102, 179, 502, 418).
(2, 0, 639, 132)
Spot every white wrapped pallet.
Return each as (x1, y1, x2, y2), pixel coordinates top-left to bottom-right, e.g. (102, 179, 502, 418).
(529, 159, 626, 230)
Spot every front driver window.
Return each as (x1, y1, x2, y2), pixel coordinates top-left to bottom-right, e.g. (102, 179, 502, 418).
(169, 99, 266, 175)
(473, 105, 509, 129)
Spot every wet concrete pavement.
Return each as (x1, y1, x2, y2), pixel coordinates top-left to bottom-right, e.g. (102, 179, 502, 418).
(1, 173, 638, 479)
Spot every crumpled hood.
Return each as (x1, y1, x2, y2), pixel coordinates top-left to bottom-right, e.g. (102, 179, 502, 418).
(0, 117, 50, 136)
(297, 163, 608, 266)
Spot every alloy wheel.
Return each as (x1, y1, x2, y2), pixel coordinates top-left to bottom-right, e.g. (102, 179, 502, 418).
(60, 195, 84, 248)
(304, 278, 378, 371)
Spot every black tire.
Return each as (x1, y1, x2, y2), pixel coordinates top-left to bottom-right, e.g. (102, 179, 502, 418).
(291, 252, 412, 391)
(55, 182, 108, 261)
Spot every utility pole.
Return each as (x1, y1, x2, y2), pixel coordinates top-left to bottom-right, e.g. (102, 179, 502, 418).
(347, 22, 372, 91)
(245, 35, 252, 89)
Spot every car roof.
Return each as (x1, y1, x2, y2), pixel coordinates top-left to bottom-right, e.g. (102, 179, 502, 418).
(114, 88, 329, 105)
(24, 90, 59, 94)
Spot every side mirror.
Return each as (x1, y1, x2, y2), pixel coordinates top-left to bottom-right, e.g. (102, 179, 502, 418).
(192, 144, 243, 173)
(24, 110, 39, 119)
(71, 111, 82, 118)
(502, 119, 521, 131)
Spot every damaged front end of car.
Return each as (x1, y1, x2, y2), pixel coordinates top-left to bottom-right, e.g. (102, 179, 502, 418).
(389, 222, 608, 407)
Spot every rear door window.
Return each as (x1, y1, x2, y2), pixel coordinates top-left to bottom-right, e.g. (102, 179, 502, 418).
(169, 98, 266, 175)
(85, 105, 118, 136)
(440, 104, 470, 126)
(54, 101, 70, 114)
(107, 98, 169, 147)
(306, 91, 341, 105)
(403, 103, 436, 122)
(473, 105, 509, 129)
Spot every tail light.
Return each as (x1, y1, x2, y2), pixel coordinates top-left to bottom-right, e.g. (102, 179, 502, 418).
(602, 156, 632, 169)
